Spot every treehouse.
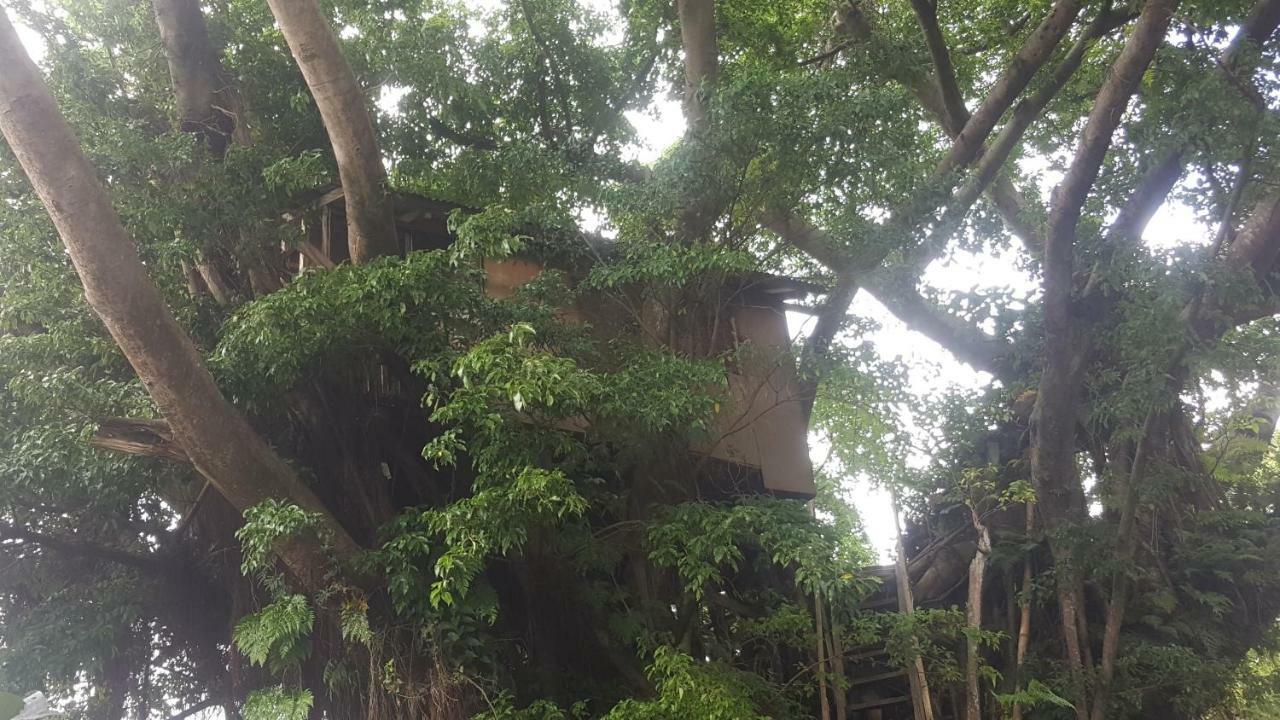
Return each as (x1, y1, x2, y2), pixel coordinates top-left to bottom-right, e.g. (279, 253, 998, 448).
(282, 186, 460, 268)
(283, 188, 816, 499)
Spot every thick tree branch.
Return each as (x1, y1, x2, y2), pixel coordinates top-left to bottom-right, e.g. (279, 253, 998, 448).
(153, 0, 275, 305)
(918, 7, 1133, 263)
(762, 211, 845, 270)
(884, 0, 1090, 263)
(264, 0, 399, 263)
(1045, 0, 1177, 285)
(767, 3, 1107, 374)
(861, 271, 1012, 376)
(909, 0, 970, 130)
(1226, 0, 1280, 67)
(1103, 0, 1280, 249)
(1036, 0, 1179, 522)
(0, 520, 171, 573)
(798, 271, 860, 419)
(938, 0, 1086, 175)
(90, 417, 190, 463)
(0, 9, 360, 590)
(829, 2, 1068, 250)
(676, 0, 718, 130)
(1033, 3, 1179, 715)
(1226, 193, 1280, 277)
(1188, 193, 1280, 340)
(765, 210, 1010, 375)
(1106, 151, 1185, 246)
(151, 0, 245, 155)
(1077, 0, 1280, 331)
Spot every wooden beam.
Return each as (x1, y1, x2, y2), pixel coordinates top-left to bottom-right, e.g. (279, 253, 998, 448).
(847, 695, 911, 712)
(850, 669, 908, 687)
(844, 647, 890, 663)
(295, 239, 337, 270)
(89, 417, 189, 463)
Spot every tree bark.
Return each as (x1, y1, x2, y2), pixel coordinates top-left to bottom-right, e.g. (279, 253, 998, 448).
(1093, 0, 1280, 284)
(908, 0, 969, 130)
(935, 0, 1086, 175)
(769, 3, 1112, 382)
(263, 0, 398, 264)
(921, 4, 1134, 260)
(892, 489, 936, 720)
(676, 0, 717, 131)
(0, 9, 358, 590)
(829, 617, 848, 720)
(815, 592, 832, 720)
(154, 0, 288, 302)
(1089, 413, 1156, 720)
(798, 270, 860, 419)
(964, 507, 991, 720)
(1010, 502, 1035, 720)
(1032, 2, 1178, 714)
(151, 0, 248, 155)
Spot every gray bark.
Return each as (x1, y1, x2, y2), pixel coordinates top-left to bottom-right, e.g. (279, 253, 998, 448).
(264, 0, 399, 263)
(0, 9, 358, 591)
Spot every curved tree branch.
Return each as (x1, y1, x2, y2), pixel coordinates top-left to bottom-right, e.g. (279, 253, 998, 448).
(1103, 0, 1280, 251)
(797, 270, 860, 419)
(923, 6, 1136, 260)
(767, 2, 1108, 377)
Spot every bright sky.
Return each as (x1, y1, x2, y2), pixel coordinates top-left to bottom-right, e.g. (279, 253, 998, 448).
(13, 19, 43, 62)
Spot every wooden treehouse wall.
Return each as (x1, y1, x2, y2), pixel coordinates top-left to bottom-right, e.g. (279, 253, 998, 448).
(285, 188, 816, 500)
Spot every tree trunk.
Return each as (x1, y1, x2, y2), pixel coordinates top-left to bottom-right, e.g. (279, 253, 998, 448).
(155, 0, 283, 302)
(674, 0, 724, 242)
(1032, 1, 1179, 715)
(1011, 502, 1035, 720)
(264, 0, 398, 264)
(151, 0, 247, 155)
(0, 9, 358, 591)
(1091, 410, 1159, 720)
(964, 507, 991, 720)
(815, 592, 832, 720)
(676, 0, 717, 131)
(829, 617, 848, 720)
(892, 489, 936, 720)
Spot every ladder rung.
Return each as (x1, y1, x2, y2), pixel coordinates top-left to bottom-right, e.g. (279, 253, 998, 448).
(849, 669, 907, 686)
(847, 695, 911, 712)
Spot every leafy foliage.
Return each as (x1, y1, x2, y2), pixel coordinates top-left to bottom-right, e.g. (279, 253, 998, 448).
(234, 595, 316, 674)
(2, 0, 1280, 718)
(242, 686, 315, 720)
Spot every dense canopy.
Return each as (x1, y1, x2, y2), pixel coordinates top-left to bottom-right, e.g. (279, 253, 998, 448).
(1, 0, 1280, 718)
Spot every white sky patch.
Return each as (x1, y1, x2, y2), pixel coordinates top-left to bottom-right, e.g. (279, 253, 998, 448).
(623, 99, 684, 164)
(14, 17, 46, 63)
(1145, 199, 1213, 249)
(845, 474, 898, 560)
(378, 83, 410, 116)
